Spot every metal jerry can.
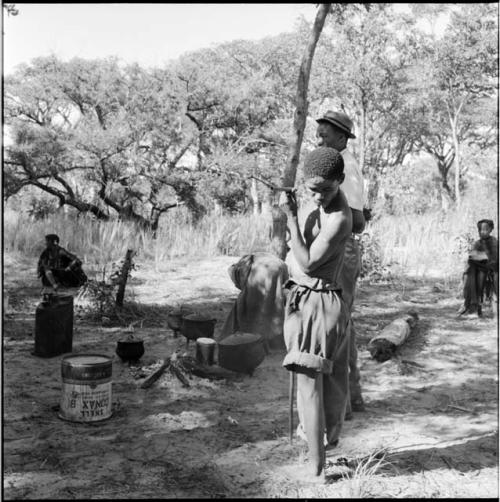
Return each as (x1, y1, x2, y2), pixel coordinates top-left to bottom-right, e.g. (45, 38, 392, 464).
(34, 294, 74, 357)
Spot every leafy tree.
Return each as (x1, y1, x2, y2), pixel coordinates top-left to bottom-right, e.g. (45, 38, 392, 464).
(3, 3, 18, 16)
(4, 57, 200, 228)
(310, 4, 419, 204)
(171, 33, 306, 212)
(404, 3, 498, 208)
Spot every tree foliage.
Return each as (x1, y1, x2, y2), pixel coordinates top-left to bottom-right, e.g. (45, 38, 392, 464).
(401, 3, 498, 206)
(4, 4, 497, 223)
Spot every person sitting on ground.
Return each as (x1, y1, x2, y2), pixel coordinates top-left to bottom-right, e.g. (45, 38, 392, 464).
(458, 219, 498, 317)
(280, 147, 351, 482)
(37, 234, 87, 291)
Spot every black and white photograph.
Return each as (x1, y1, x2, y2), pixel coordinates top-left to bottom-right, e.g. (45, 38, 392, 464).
(3, 2, 498, 498)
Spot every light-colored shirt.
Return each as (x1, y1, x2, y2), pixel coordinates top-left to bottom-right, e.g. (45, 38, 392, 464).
(340, 148, 364, 211)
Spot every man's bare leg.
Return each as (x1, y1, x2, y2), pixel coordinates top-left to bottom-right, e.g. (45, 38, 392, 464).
(348, 322, 364, 411)
(297, 371, 325, 478)
(324, 328, 350, 445)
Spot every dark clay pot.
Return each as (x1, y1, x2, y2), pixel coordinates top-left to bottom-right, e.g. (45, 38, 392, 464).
(167, 309, 193, 336)
(116, 339, 145, 362)
(180, 314, 217, 341)
(218, 332, 266, 376)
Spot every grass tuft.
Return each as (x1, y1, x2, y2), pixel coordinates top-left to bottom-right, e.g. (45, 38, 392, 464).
(4, 200, 495, 283)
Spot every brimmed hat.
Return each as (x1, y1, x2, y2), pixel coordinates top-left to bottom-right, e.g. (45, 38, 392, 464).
(316, 110, 356, 139)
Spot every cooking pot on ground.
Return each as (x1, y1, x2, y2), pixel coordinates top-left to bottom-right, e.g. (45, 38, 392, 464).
(180, 314, 217, 342)
(217, 332, 266, 376)
(116, 338, 145, 362)
(167, 308, 193, 336)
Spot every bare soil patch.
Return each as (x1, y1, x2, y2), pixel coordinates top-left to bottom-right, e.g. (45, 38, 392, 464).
(3, 255, 498, 498)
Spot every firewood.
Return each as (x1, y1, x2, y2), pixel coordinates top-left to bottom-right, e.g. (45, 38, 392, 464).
(140, 358, 171, 389)
(170, 362, 190, 388)
(189, 365, 236, 380)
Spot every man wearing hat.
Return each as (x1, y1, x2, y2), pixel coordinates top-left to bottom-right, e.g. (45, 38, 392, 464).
(316, 110, 366, 418)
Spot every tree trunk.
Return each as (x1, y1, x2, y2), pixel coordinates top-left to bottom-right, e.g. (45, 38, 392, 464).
(270, 3, 330, 260)
(366, 175, 380, 209)
(213, 200, 223, 216)
(250, 177, 260, 215)
(359, 96, 367, 175)
(451, 121, 461, 208)
(150, 211, 161, 239)
(261, 190, 273, 218)
(448, 96, 466, 209)
(440, 187, 452, 212)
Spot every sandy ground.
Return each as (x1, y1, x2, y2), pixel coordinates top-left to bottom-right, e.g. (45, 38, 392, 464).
(3, 253, 499, 499)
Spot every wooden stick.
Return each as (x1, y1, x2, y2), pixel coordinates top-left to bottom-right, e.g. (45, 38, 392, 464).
(447, 404, 474, 413)
(140, 358, 171, 389)
(401, 359, 425, 368)
(171, 363, 190, 388)
(249, 176, 295, 193)
(289, 371, 295, 444)
(115, 249, 134, 307)
(270, 4, 330, 260)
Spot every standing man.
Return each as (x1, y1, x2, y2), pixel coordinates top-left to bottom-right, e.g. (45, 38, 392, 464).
(281, 147, 352, 481)
(315, 110, 366, 417)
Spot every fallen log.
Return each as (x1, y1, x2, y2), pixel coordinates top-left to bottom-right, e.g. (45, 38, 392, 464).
(368, 312, 419, 362)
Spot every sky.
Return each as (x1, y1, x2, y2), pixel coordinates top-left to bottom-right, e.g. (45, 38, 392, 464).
(3, 3, 319, 75)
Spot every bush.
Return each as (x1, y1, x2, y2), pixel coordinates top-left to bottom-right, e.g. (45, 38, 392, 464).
(27, 197, 59, 220)
(359, 230, 393, 282)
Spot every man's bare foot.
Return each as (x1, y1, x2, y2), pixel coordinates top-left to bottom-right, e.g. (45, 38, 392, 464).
(281, 463, 326, 484)
(351, 397, 365, 412)
(296, 423, 308, 443)
(297, 424, 338, 448)
(325, 438, 339, 451)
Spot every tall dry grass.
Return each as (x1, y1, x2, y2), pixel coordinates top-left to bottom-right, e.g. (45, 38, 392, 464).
(2, 206, 273, 277)
(3, 192, 496, 282)
(371, 195, 498, 281)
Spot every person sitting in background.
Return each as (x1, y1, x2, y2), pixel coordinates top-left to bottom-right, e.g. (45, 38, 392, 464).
(458, 219, 498, 317)
(37, 234, 87, 291)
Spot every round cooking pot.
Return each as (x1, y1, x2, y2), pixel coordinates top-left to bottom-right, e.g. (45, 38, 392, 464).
(167, 309, 193, 337)
(180, 314, 217, 341)
(116, 339, 145, 362)
(218, 332, 266, 376)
